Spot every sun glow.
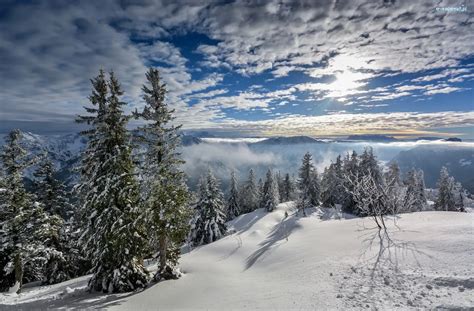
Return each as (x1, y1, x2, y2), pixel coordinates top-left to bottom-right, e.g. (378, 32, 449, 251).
(325, 70, 370, 98)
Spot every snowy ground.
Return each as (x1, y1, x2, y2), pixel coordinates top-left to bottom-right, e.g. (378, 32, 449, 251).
(1, 202, 473, 310)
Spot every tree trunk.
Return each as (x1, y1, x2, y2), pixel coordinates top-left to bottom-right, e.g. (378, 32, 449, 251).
(158, 234, 167, 277)
(14, 252, 23, 293)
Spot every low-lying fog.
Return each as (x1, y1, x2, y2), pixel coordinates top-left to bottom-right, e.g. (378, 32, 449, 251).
(181, 139, 474, 192)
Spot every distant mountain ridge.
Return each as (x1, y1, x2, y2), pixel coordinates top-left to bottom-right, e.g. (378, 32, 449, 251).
(346, 134, 397, 142)
(252, 136, 325, 145)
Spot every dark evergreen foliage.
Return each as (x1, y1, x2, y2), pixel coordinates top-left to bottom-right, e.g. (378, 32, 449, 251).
(76, 71, 148, 293)
(134, 68, 190, 281)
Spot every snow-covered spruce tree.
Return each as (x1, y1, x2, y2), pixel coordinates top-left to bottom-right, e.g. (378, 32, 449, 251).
(297, 152, 320, 215)
(321, 155, 344, 208)
(276, 171, 284, 202)
(33, 158, 74, 220)
(383, 161, 404, 214)
(359, 147, 383, 185)
(404, 169, 427, 212)
(341, 151, 359, 213)
(281, 173, 295, 202)
(240, 169, 259, 213)
(262, 169, 279, 212)
(32, 158, 77, 285)
(321, 166, 335, 207)
(226, 170, 241, 221)
(385, 161, 402, 188)
(0, 129, 32, 292)
(453, 182, 466, 212)
(434, 166, 463, 212)
(0, 130, 59, 292)
(76, 71, 148, 293)
(257, 177, 264, 207)
(189, 170, 227, 246)
(134, 68, 190, 281)
(415, 169, 427, 207)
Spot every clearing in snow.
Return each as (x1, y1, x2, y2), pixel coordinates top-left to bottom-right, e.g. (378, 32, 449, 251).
(1, 202, 473, 310)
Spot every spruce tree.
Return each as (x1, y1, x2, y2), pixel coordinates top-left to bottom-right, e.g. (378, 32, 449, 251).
(332, 155, 345, 205)
(404, 169, 427, 212)
(76, 71, 148, 293)
(321, 156, 344, 208)
(415, 169, 427, 208)
(257, 177, 264, 207)
(32, 158, 77, 284)
(453, 182, 466, 212)
(0, 130, 57, 292)
(385, 161, 402, 187)
(359, 147, 383, 184)
(434, 167, 457, 211)
(321, 165, 336, 207)
(276, 171, 284, 202)
(240, 169, 259, 213)
(342, 151, 359, 213)
(297, 152, 320, 215)
(33, 158, 74, 220)
(226, 170, 241, 221)
(189, 170, 226, 246)
(134, 68, 190, 281)
(262, 169, 279, 212)
(384, 161, 404, 214)
(281, 173, 295, 202)
(0, 129, 32, 292)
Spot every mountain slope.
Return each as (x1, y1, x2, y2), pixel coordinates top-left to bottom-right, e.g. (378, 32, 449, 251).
(1, 203, 472, 310)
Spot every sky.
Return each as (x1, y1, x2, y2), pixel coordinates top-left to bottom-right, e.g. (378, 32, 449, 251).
(0, 0, 473, 138)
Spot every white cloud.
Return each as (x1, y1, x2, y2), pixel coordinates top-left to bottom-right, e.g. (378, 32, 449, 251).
(424, 86, 463, 95)
(193, 111, 474, 137)
(1, 1, 473, 134)
(412, 69, 471, 82)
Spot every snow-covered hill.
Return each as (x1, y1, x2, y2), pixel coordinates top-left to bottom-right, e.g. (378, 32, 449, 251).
(1, 202, 472, 310)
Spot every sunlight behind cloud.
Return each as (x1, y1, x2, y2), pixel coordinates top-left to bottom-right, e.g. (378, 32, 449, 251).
(326, 71, 368, 98)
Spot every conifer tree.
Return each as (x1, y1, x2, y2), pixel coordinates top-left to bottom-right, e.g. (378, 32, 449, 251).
(32, 158, 77, 284)
(297, 152, 320, 215)
(453, 182, 466, 212)
(321, 166, 336, 207)
(226, 170, 240, 221)
(262, 169, 279, 212)
(384, 161, 404, 214)
(276, 171, 284, 202)
(320, 156, 344, 208)
(257, 177, 264, 207)
(33, 158, 74, 220)
(0, 129, 32, 292)
(404, 169, 427, 212)
(281, 173, 295, 202)
(189, 170, 226, 246)
(385, 161, 402, 187)
(0, 130, 57, 293)
(434, 167, 457, 211)
(240, 169, 259, 213)
(76, 71, 148, 293)
(359, 147, 383, 184)
(134, 68, 190, 281)
(415, 170, 427, 206)
(342, 151, 359, 213)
